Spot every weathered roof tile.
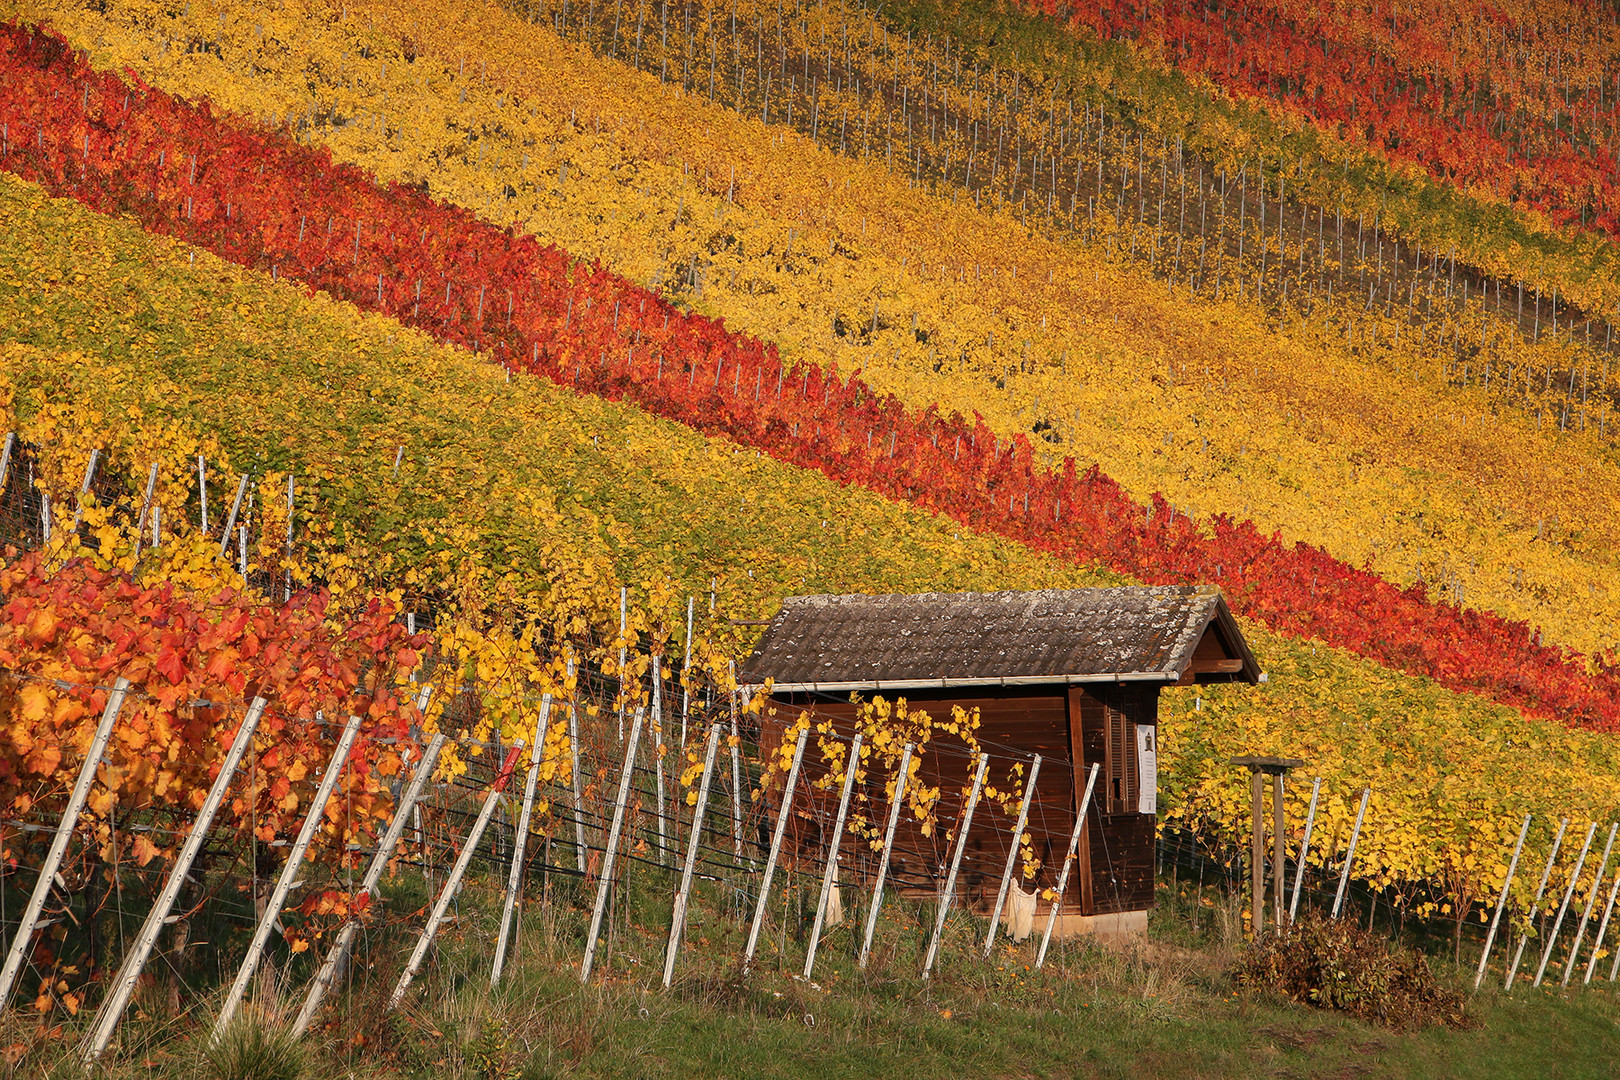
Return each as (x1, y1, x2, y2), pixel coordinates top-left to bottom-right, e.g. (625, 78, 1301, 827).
(741, 586, 1259, 691)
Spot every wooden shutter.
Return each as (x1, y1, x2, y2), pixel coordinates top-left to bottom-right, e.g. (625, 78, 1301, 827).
(1103, 695, 1141, 815)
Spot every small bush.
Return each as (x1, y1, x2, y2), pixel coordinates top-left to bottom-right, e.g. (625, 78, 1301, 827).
(1233, 915, 1469, 1031)
(201, 1016, 307, 1080)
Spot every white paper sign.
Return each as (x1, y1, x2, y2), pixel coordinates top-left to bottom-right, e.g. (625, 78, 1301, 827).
(1135, 725, 1158, 816)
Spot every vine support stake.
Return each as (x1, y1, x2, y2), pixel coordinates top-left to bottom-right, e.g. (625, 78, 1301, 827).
(71, 448, 99, 532)
(1036, 763, 1101, 970)
(133, 462, 160, 558)
(651, 657, 669, 865)
(680, 596, 694, 752)
(616, 587, 628, 742)
(1288, 777, 1322, 923)
(292, 732, 446, 1037)
(1475, 813, 1531, 990)
(804, 733, 863, 981)
(566, 657, 588, 871)
(1507, 817, 1567, 990)
(84, 696, 266, 1064)
(923, 753, 989, 979)
(1562, 822, 1616, 987)
(0, 677, 129, 1011)
(0, 431, 13, 496)
(492, 695, 554, 987)
(859, 742, 913, 971)
(743, 727, 808, 974)
(581, 706, 645, 983)
(215, 712, 365, 1037)
(985, 755, 1042, 955)
(1331, 788, 1370, 919)
(1534, 822, 1597, 987)
(728, 667, 746, 864)
(217, 475, 248, 559)
(389, 742, 524, 1009)
(663, 723, 722, 989)
(1590, 842, 1620, 983)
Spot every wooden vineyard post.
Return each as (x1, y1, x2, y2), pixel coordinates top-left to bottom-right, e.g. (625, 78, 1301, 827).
(581, 706, 645, 983)
(1288, 777, 1322, 923)
(651, 657, 669, 865)
(1036, 764, 1101, 970)
(292, 732, 446, 1038)
(0, 431, 13, 498)
(922, 753, 989, 980)
(984, 755, 1042, 955)
(743, 727, 809, 974)
(1250, 771, 1264, 934)
(492, 695, 554, 987)
(133, 463, 159, 559)
(0, 677, 129, 1011)
(1230, 757, 1302, 935)
(1533, 822, 1596, 987)
(71, 448, 98, 532)
(1587, 860, 1620, 984)
(196, 454, 208, 534)
(214, 712, 364, 1037)
(566, 657, 588, 871)
(1272, 772, 1286, 928)
(388, 742, 524, 1010)
(1332, 788, 1371, 919)
(83, 697, 266, 1064)
(662, 724, 722, 989)
(680, 596, 694, 752)
(858, 742, 913, 971)
(217, 474, 248, 559)
(1562, 822, 1616, 987)
(728, 668, 746, 864)
(616, 586, 628, 741)
(1475, 813, 1532, 990)
(1506, 817, 1567, 990)
(803, 734, 862, 981)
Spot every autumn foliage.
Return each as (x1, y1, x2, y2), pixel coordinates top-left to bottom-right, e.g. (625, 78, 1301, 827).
(2, 21, 1618, 733)
(0, 547, 426, 866)
(1021, 0, 1620, 245)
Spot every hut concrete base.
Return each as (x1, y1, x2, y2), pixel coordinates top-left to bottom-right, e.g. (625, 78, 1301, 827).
(1046, 909, 1148, 944)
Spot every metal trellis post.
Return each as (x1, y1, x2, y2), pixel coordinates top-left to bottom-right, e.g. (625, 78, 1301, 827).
(389, 742, 524, 1008)
(83, 697, 266, 1063)
(1036, 763, 1101, 970)
(291, 732, 446, 1037)
(985, 755, 1042, 954)
(214, 712, 365, 1036)
(0, 677, 129, 1010)
(923, 753, 989, 979)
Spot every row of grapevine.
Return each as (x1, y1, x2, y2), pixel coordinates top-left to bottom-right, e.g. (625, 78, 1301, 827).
(511, 0, 1620, 434)
(1027, 0, 1620, 243)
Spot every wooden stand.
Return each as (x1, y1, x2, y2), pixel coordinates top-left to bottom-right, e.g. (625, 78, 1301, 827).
(1229, 756, 1302, 938)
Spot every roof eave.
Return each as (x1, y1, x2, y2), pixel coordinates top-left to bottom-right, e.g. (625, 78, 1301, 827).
(760, 671, 1181, 694)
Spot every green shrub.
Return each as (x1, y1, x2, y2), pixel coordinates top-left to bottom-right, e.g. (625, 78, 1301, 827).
(1233, 915, 1469, 1031)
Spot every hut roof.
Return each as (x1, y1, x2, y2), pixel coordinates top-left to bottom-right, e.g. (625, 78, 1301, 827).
(741, 586, 1261, 692)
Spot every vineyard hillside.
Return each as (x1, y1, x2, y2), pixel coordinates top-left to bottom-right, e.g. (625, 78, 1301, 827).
(29, 0, 1620, 667)
(2, 0, 1620, 1075)
(9, 171, 1615, 914)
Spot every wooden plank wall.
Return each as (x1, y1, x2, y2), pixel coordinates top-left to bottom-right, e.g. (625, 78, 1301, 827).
(761, 685, 1157, 915)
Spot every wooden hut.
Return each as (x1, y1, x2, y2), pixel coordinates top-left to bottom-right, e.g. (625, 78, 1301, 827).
(741, 585, 1262, 941)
